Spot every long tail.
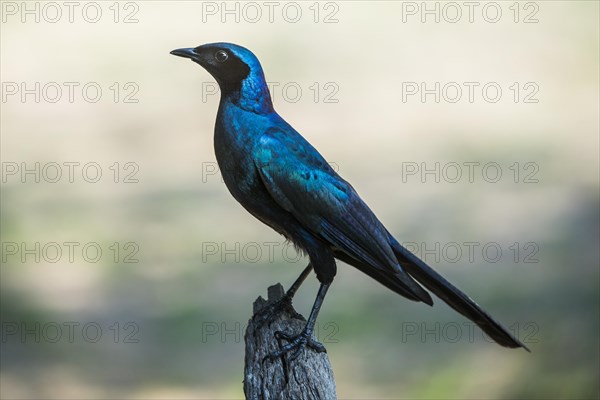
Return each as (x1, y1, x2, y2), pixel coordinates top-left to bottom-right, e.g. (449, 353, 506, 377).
(388, 235, 530, 351)
(333, 250, 428, 303)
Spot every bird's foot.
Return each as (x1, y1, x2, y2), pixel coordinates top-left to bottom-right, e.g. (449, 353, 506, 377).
(263, 329, 326, 363)
(254, 294, 303, 326)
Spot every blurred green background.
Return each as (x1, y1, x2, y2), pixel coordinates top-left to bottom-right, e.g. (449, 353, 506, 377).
(1, 1, 598, 399)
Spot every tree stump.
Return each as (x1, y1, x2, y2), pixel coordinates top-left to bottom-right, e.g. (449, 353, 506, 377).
(243, 284, 337, 400)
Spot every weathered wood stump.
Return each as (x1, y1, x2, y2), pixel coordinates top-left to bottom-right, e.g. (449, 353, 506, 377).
(243, 284, 337, 400)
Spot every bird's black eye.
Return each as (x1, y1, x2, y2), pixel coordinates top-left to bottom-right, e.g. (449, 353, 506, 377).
(215, 50, 229, 63)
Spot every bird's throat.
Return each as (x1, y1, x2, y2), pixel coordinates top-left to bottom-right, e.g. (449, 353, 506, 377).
(218, 76, 274, 115)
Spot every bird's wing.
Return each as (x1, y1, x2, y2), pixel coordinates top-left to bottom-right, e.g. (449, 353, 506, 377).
(254, 128, 432, 303)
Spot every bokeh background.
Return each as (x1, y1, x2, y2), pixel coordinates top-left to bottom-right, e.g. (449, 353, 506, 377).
(1, 1, 598, 399)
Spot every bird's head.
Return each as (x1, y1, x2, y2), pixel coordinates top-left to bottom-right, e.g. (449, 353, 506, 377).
(171, 42, 273, 113)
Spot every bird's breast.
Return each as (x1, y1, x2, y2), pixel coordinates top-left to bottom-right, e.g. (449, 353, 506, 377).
(213, 106, 269, 201)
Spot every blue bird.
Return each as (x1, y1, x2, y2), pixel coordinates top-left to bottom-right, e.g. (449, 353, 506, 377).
(170, 42, 529, 359)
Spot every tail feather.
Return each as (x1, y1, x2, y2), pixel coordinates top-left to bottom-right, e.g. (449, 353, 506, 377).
(389, 236, 530, 351)
(333, 250, 429, 303)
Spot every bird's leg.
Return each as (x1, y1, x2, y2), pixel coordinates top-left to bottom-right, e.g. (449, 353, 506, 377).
(255, 263, 313, 325)
(285, 262, 313, 299)
(265, 282, 330, 362)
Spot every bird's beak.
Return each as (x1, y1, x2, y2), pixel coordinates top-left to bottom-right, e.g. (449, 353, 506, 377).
(170, 47, 200, 61)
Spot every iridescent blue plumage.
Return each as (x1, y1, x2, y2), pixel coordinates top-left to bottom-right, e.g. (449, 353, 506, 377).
(170, 42, 529, 358)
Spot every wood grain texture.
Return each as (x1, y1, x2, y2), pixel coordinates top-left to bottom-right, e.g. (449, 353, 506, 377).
(243, 284, 337, 400)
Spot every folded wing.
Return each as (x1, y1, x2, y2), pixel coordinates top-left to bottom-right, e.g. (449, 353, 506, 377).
(254, 127, 432, 304)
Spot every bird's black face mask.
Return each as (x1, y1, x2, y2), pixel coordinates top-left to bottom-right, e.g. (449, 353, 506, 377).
(170, 45, 250, 92)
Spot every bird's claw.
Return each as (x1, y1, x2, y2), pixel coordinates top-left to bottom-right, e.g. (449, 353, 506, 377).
(263, 329, 326, 364)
